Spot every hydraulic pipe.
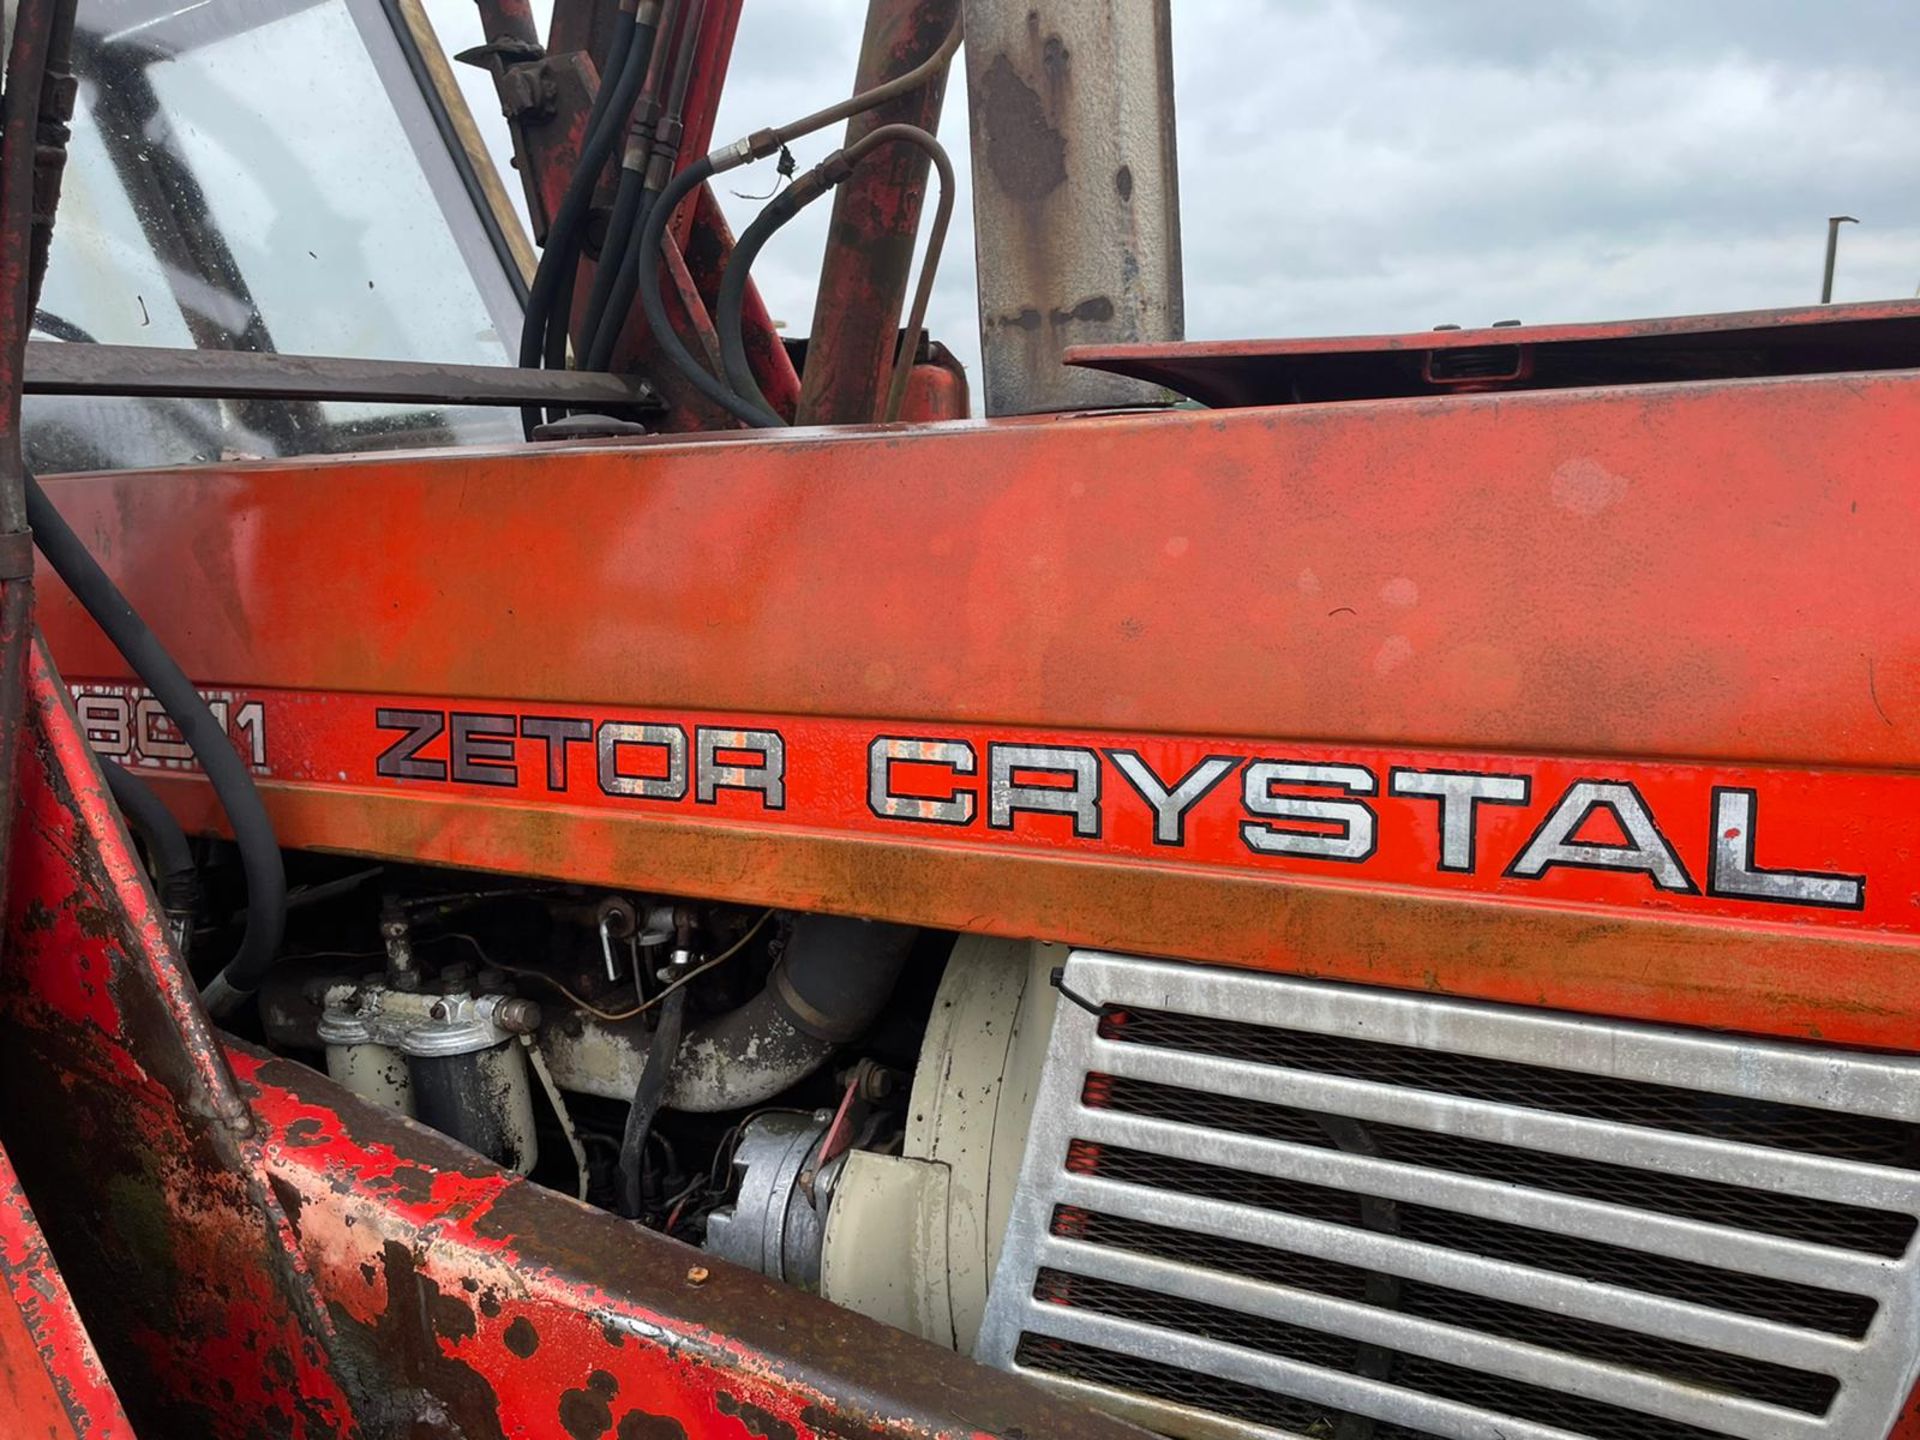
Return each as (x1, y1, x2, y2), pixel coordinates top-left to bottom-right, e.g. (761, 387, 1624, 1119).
(796, 0, 960, 425)
(717, 126, 952, 422)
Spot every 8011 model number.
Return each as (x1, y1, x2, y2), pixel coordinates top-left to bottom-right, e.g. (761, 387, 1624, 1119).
(70, 685, 266, 771)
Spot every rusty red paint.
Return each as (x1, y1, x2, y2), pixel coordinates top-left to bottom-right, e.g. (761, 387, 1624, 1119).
(0, 1138, 133, 1439)
(33, 362, 1920, 1047)
(1, 635, 1146, 1439)
(897, 346, 969, 421)
(796, 0, 961, 425)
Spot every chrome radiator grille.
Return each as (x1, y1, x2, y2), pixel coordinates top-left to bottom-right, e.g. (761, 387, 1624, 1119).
(975, 953, 1920, 1440)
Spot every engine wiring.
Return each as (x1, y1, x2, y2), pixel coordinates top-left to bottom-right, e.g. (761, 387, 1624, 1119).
(459, 907, 775, 1022)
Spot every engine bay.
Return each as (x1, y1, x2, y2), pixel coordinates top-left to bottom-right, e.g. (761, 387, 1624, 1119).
(243, 854, 1059, 1348)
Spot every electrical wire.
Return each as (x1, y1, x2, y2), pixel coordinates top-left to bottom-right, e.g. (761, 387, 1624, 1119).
(458, 908, 774, 1022)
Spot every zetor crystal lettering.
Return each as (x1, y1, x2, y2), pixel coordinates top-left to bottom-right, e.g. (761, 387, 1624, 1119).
(358, 710, 1881, 917)
(376, 709, 785, 809)
(867, 741, 1865, 912)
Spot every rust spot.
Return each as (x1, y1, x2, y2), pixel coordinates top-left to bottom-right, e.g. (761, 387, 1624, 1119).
(323, 1240, 507, 1440)
(715, 1392, 797, 1440)
(1114, 165, 1133, 201)
(601, 1318, 627, 1347)
(559, 1370, 619, 1440)
(618, 1413, 687, 1440)
(978, 53, 1066, 203)
(504, 1315, 539, 1358)
(379, 1164, 436, 1204)
(284, 1117, 326, 1148)
(19, 897, 55, 932)
(479, 1290, 503, 1319)
(73, 901, 121, 940)
(431, 1290, 477, 1343)
(1055, 295, 1114, 326)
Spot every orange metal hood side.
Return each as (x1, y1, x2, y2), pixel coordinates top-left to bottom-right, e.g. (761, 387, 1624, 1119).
(32, 366, 1920, 1047)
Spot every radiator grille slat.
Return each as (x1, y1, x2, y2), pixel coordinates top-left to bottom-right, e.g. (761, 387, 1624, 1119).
(1048, 1209, 1845, 1413)
(1049, 1166, 1852, 1377)
(977, 954, 1920, 1440)
(1071, 1100, 1892, 1320)
(1096, 1034, 1920, 1214)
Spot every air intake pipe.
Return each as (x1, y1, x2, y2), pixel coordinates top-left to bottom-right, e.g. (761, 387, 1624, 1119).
(544, 914, 917, 1112)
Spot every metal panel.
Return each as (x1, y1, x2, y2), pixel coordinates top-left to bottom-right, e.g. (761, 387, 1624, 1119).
(30, 369, 1920, 1051)
(978, 952, 1920, 1440)
(963, 0, 1183, 413)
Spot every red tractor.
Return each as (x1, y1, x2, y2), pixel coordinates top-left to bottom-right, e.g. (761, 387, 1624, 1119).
(3, 2, 1918, 1438)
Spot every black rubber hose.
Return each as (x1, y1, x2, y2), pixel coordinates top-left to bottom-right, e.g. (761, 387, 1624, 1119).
(520, 13, 631, 366)
(634, 156, 783, 428)
(715, 184, 808, 420)
(516, 6, 659, 436)
(26, 474, 282, 1010)
(101, 757, 197, 914)
(578, 162, 647, 366)
(659, 915, 917, 1112)
(770, 915, 917, 1041)
(617, 983, 684, 1217)
(584, 187, 654, 371)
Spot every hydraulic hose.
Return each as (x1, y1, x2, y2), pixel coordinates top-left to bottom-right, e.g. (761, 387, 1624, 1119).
(617, 983, 684, 1217)
(714, 186, 807, 418)
(584, 189, 654, 372)
(635, 155, 784, 428)
(637, 21, 960, 426)
(578, 167, 647, 368)
(716, 126, 953, 423)
(102, 758, 197, 914)
(579, 0, 680, 366)
(516, 0, 661, 436)
(26, 475, 283, 1014)
(586, 0, 702, 372)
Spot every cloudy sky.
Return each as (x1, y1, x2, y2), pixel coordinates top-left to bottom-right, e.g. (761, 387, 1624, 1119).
(427, 0, 1920, 402)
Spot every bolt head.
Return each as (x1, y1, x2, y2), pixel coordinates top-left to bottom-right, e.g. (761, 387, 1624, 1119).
(685, 1265, 709, 1285)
